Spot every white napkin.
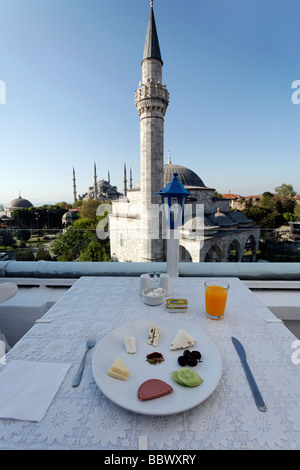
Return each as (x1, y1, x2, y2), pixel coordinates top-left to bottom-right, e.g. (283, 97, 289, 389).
(0, 282, 18, 303)
(0, 340, 5, 360)
(0, 360, 71, 422)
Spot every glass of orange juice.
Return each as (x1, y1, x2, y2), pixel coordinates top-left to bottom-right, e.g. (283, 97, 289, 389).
(204, 281, 229, 319)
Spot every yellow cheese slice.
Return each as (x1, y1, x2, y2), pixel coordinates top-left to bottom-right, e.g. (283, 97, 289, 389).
(107, 357, 130, 381)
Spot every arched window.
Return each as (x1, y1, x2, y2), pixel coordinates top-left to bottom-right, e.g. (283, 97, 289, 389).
(226, 240, 240, 262)
(205, 245, 221, 262)
(179, 245, 192, 262)
(242, 235, 257, 262)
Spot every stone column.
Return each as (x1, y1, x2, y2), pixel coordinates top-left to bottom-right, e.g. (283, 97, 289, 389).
(135, 65, 169, 261)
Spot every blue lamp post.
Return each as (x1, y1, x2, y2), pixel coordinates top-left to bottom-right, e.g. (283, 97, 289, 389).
(157, 173, 191, 276)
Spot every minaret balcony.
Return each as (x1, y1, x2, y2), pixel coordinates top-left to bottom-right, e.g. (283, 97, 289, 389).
(135, 83, 169, 117)
(135, 83, 169, 105)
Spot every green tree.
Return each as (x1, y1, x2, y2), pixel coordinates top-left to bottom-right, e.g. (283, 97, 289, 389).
(16, 229, 31, 241)
(73, 218, 96, 230)
(14, 249, 35, 261)
(79, 200, 101, 221)
(0, 230, 15, 248)
(242, 206, 285, 228)
(50, 227, 91, 261)
(78, 240, 110, 261)
(35, 247, 53, 261)
(294, 204, 300, 221)
(260, 192, 274, 209)
(274, 184, 296, 198)
(13, 205, 66, 229)
(79, 200, 111, 222)
(50, 215, 110, 261)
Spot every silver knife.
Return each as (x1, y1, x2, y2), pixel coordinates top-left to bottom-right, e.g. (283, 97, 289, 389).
(231, 337, 267, 412)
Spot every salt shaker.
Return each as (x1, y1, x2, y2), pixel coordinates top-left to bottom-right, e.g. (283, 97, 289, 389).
(159, 273, 171, 296)
(139, 274, 151, 296)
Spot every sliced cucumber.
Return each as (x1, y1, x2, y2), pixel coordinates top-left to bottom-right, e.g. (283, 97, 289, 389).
(171, 370, 188, 386)
(171, 368, 203, 387)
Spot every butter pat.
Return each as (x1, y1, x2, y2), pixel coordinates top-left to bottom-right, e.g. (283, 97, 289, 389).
(107, 357, 130, 381)
(170, 329, 196, 350)
(166, 299, 188, 313)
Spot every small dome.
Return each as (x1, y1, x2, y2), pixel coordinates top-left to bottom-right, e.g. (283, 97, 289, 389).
(183, 216, 219, 234)
(62, 211, 79, 220)
(208, 211, 237, 228)
(227, 211, 253, 227)
(7, 196, 33, 209)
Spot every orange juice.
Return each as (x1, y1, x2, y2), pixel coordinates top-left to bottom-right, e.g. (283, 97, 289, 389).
(204, 282, 229, 319)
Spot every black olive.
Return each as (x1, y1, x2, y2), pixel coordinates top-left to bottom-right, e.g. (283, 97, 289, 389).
(183, 350, 191, 357)
(187, 357, 198, 367)
(191, 350, 202, 361)
(178, 355, 188, 366)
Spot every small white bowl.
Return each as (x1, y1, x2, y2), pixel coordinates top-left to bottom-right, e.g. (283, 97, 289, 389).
(142, 287, 165, 306)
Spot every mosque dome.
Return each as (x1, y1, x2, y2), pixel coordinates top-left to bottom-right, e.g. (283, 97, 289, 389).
(62, 210, 79, 225)
(164, 163, 206, 188)
(6, 196, 33, 210)
(134, 161, 206, 190)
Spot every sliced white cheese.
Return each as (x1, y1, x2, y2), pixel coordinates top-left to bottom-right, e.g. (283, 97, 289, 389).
(147, 323, 160, 346)
(124, 336, 136, 354)
(107, 357, 130, 381)
(147, 324, 155, 344)
(153, 326, 160, 347)
(170, 329, 196, 350)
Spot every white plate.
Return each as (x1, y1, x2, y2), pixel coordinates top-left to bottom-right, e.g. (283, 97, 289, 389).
(92, 318, 222, 415)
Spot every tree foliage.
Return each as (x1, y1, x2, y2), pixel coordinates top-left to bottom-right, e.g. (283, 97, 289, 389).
(0, 229, 15, 248)
(12, 205, 66, 229)
(274, 184, 296, 198)
(50, 215, 110, 261)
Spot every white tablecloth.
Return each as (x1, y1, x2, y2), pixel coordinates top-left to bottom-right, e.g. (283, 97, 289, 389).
(0, 276, 300, 450)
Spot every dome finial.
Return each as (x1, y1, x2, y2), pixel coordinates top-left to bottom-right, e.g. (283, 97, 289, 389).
(150, 0, 154, 7)
(168, 150, 171, 164)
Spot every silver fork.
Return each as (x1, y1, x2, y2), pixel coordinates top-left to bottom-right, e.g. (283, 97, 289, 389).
(72, 331, 97, 387)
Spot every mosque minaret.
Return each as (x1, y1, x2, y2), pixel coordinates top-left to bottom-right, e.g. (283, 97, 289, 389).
(108, 2, 260, 263)
(135, 2, 169, 261)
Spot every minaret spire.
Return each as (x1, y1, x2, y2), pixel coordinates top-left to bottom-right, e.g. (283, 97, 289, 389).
(94, 162, 97, 200)
(123, 164, 127, 197)
(73, 167, 77, 203)
(143, 0, 162, 64)
(130, 167, 133, 190)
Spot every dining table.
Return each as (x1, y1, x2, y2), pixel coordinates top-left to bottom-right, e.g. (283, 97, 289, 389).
(0, 275, 300, 451)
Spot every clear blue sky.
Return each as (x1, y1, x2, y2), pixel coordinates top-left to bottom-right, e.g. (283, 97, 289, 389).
(0, 0, 299, 207)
